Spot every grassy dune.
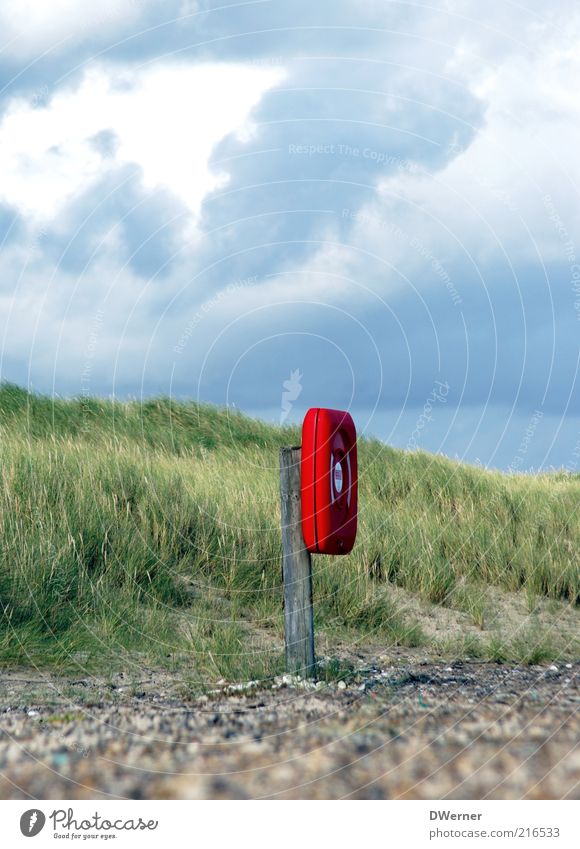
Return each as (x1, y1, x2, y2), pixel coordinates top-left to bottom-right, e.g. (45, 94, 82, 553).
(0, 382, 578, 679)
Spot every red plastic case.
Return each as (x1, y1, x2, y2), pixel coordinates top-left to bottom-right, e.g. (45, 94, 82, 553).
(300, 408, 358, 554)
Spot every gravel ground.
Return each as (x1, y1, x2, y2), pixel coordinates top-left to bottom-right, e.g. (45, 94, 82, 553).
(0, 662, 578, 799)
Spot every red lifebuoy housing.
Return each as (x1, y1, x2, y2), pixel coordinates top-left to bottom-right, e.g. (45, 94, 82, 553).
(300, 408, 358, 555)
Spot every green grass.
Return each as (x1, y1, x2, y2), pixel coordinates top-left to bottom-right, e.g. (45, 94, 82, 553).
(484, 627, 561, 665)
(0, 381, 578, 680)
(447, 580, 489, 629)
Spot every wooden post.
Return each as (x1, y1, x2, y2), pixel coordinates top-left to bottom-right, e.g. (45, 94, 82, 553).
(279, 446, 315, 678)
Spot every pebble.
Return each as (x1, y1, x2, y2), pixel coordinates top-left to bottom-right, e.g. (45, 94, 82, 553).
(0, 661, 577, 800)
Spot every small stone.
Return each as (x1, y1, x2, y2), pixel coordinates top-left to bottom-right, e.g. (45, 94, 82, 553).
(549, 665, 558, 672)
(337, 680, 347, 690)
(27, 710, 39, 717)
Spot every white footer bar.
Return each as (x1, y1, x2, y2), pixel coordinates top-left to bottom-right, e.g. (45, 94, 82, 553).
(1, 799, 578, 848)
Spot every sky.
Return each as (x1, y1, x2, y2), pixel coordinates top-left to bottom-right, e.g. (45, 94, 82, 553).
(0, 0, 579, 470)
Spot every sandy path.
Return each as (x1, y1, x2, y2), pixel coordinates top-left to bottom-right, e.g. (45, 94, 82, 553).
(0, 662, 578, 799)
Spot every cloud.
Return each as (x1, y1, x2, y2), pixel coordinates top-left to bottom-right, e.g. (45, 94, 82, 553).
(0, 61, 284, 221)
(1, 0, 579, 469)
(0, 0, 163, 58)
(238, 7, 580, 419)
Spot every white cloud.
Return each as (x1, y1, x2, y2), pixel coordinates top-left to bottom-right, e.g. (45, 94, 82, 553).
(0, 0, 158, 57)
(0, 61, 285, 220)
(370, 16, 580, 265)
(294, 12, 580, 297)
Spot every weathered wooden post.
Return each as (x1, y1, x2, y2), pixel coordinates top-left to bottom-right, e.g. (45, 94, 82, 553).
(279, 446, 315, 678)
